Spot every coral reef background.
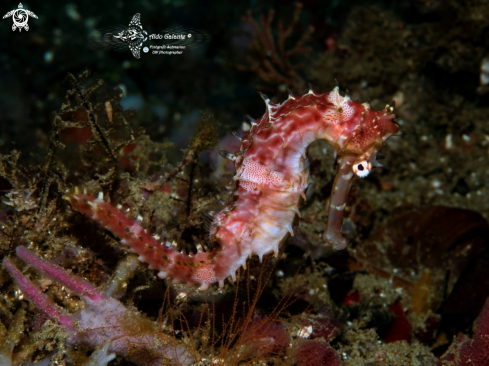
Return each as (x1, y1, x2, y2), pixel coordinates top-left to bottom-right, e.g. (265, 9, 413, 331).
(1, 0, 489, 365)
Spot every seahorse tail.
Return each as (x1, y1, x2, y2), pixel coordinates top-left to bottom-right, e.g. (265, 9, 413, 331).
(64, 192, 221, 290)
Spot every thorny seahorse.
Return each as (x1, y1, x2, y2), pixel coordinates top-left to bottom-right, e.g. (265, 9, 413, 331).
(66, 86, 400, 290)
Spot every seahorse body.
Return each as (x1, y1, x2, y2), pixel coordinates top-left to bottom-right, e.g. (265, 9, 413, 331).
(67, 87, 399, 290)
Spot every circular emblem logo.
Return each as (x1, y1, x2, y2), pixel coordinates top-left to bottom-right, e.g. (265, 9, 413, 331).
(2, 3, 37, 32)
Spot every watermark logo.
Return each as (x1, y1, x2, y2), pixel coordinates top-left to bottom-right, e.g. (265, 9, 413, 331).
(110, 13, 148, 59)
(89, 13, 209, 59)
(2, 3, 37, 32)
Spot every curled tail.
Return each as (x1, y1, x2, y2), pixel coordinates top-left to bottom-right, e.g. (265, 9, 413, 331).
(65, 192, 225, 290)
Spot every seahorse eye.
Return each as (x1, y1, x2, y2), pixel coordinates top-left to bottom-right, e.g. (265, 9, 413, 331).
(353, 161, 371, 178)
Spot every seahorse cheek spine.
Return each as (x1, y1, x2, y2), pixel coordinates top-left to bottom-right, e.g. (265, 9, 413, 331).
(67, 87, 399, 290)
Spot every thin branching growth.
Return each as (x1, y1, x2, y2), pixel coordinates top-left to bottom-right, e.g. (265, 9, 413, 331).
(152, 257, 313, 365)
(240, 3, 314, 94)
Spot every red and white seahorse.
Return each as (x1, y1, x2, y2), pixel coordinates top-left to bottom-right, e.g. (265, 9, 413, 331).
(66, 86, 399, 290)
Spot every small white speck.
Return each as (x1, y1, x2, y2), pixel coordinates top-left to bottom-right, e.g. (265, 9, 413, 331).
(241, 122, 251, 132)
(445, 134, 453, 149)
(324, 267, 335, 275)
(176, 292, 188, 301)
(309, 289, 316, 296)
(297, 325, 313, 338)
(481, 57, 489, 85)
(431, 179, 441, 188)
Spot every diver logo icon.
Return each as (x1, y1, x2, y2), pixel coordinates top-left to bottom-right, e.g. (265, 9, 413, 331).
(2, 3, 37, 32)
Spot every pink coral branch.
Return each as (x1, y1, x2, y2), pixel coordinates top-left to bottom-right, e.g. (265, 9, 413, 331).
(5, 247, 193, 366)
(15, 246, 105, 302)
(3, 258, 74, 328)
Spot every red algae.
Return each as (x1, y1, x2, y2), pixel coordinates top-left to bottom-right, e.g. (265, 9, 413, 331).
(294, 339, 341, 366)
(439, 297, 489, 366)
(384, 301, 412, 344)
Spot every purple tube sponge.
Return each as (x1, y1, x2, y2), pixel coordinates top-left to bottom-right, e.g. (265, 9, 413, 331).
(4, 246, 193, 366)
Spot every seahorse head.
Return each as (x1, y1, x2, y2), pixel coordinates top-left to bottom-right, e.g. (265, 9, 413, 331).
(325, 87, 399, 178)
